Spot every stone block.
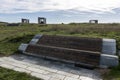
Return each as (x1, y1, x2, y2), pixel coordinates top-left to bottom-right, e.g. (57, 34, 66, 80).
(29, 39, 39, 44)
(27, 67, 47, 74)
(18, 44, 28, 52)
(0, 64, 15, 69)
(100, 54, 119, 67)
(64, 77, 80, 80)
(102, 39, 116, 55)
(33, 34, 43, 39)
(31, 72, 50, 80)
(13, 67, 31, 73)
(57, 71, 79, 78)
(80, 76, 101, 80)
(29, 35, 43, 44)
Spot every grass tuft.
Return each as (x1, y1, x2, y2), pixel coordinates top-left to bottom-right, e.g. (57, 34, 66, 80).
(0, 67, 42, 80)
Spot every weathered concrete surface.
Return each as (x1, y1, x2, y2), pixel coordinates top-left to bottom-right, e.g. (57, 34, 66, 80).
(0, 54, 102, 80)
(102, 39, 116, 55)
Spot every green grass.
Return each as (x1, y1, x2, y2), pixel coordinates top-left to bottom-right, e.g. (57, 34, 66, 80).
(0, 34, 34, 55)
(0, 23, 120, 80)
(0, 23, 120, 55)
(0, 67, 41, 80)
(103, 64, 120, 80)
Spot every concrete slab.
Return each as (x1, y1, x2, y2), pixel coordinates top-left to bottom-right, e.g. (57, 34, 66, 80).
(64, 77, 80, 80)
(13, 67, 31, 73)
(0, 54, 102, 80)
(100, 54, 119, 67)
(80, 76, 102, 80)
(0, 63, 15, 69)
(31, 72, 50, 80)
(102, 39, 116, 55)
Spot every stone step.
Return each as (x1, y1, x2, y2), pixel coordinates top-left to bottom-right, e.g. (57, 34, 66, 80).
(36, 35, 102, 52)
(19, 43, 119, 68)
(18, 34, 118, 68)
(30, 34, 117, 55)
(24, 44, 101, 67)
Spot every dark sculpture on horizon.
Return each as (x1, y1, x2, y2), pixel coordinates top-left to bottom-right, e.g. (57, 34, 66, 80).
(38, 17, 46, 24)
(89, 20, 98, 24)
(21, 19, 29, 23)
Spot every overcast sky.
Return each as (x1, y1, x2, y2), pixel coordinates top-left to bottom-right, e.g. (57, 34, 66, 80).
(0, 0, 120, 23)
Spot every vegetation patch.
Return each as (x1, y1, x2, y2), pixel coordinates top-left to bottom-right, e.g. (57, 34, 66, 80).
(0, 34, 34, 55)
(103, 64, 120, 80)
(0, 67, 42, 80)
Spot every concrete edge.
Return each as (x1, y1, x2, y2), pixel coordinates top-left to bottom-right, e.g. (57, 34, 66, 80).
(22, 52, 96, 68)
(23, 52, 46, 58)
(18, 43, 28, 52)
(22, 51, 75, 64)
(102, 38, 116, 55)
(23, 50, 119, 68)
(100, 54, 119, 68)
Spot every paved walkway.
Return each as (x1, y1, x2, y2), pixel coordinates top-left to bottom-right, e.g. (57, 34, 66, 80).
(0, 54, 102, 80)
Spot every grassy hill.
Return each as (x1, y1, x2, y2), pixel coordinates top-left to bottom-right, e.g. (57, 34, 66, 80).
(0, 23, 120, 55)
(0, 23, 120, 80)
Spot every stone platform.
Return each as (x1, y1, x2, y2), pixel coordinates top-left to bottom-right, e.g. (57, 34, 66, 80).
(19, 34, 119, 68)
